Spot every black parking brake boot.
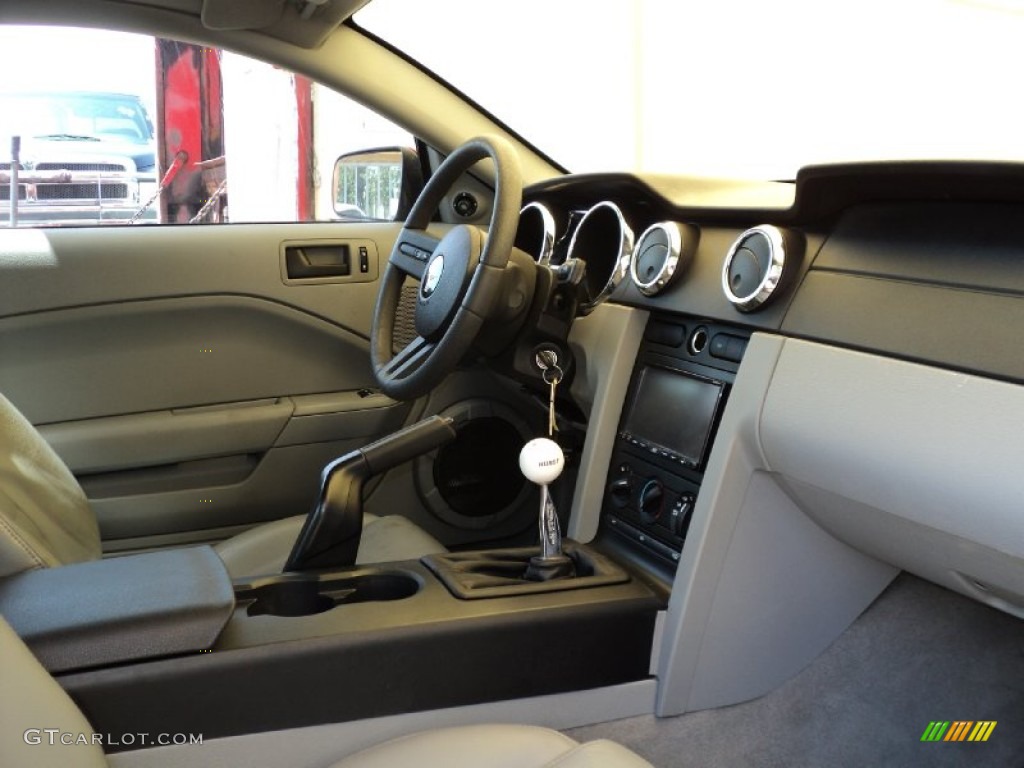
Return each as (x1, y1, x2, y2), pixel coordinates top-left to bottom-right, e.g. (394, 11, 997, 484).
(283, 415, 456, 572)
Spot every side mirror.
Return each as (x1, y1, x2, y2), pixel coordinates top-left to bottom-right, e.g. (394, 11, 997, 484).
(332, 146, 424, 222)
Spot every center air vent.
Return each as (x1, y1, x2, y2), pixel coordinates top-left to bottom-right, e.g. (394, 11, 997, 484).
(722, 225, 790, 312)
(630, 222, 698, 296)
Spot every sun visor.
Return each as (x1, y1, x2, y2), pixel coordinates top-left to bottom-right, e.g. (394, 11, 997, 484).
(202, 0, 369, 48)
(202, 0, 284, 30)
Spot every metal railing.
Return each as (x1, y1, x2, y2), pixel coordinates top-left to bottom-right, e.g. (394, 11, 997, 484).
(7, 136, 18, 228)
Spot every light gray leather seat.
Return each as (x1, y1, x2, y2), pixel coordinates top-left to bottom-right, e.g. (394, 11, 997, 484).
(0, 615, 653, 768)
(328, 724, 654, 768)
(0, 393, 444, 580)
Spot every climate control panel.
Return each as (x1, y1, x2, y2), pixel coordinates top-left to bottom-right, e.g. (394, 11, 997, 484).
(602, 455, 700, 566)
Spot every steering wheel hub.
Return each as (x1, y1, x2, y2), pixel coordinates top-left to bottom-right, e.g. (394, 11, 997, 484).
(421, 254, 445, 299)
(415, 225, 480, 340)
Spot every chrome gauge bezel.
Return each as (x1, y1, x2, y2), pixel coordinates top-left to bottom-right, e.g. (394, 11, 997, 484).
(722, 224, 787, 312)
(517, 201, 557, 265)
(630, 221, 686, 297)
(568, 200, 635, 313)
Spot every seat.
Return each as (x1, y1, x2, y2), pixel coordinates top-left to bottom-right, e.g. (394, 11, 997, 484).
(0, 393, 445, 581)
(328, 724, 654, 768)
(0, 615, 653, 768)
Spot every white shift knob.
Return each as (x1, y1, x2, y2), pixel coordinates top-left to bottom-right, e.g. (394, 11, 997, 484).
(519, 438, 565, 485)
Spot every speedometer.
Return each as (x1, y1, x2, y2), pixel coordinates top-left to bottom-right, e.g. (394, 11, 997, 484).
(514, 202, 556, 265)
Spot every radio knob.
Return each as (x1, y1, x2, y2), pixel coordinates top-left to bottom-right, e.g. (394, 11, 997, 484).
(637, 479, 664, 524)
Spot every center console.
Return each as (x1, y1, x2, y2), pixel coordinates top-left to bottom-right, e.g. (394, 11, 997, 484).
(50, 549, 659, 748)
(24, 411, 666, 749)
(599, 316, 749, 577)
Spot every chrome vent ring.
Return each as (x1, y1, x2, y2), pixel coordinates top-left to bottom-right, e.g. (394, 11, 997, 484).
(630, 221, 697, 296)
(722, 225, 788, 312)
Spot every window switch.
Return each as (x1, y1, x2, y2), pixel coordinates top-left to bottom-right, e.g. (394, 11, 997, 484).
(359, 246, 369, 273)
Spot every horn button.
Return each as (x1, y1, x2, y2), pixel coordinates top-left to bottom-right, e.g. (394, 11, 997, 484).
(415, 225, 480, 340)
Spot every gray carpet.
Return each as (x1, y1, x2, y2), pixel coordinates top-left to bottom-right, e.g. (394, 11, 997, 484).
(567, 574, 1024, 767)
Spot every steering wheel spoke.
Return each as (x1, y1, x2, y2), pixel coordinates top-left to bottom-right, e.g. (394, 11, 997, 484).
(390, 251, 426, 280)
(379, 335, 436, 382)
(389, 230, 441, 281)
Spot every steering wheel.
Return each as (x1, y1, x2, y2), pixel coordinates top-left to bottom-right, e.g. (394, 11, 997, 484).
(371, 135, 523, 400)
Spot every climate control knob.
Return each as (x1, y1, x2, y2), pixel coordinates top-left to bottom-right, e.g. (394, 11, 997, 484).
(608, 474, 634, 508)
(637, 478, 664, 524)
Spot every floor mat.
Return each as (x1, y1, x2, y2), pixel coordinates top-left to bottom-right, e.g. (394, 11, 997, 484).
(567, 574, 1024, 767)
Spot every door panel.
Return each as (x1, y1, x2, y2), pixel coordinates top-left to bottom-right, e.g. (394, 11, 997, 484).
(38, 391, 410, 546)
(0, 225, 396, 326)
(0, 223, 413, 549)
(90, 439, 402, 548)
(0, 296, 375, 423)
(39, 397, 294, 473)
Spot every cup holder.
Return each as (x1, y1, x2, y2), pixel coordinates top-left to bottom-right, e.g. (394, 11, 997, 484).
(243, 571, 421, 618)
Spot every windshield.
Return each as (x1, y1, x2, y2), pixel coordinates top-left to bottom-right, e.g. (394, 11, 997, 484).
(359, 0, 1024, 179)
(0, 92, 153, 144)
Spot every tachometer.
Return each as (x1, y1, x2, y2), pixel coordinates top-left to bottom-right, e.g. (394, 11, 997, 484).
(567, 201, 634, 313)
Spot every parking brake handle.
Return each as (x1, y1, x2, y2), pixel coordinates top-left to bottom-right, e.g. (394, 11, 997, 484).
(284, 415, 456, 573)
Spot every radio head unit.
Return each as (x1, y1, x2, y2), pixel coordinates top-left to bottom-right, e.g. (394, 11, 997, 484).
(620, 366, 724, 470)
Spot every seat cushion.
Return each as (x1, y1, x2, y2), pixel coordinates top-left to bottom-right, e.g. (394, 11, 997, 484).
(215, 513, 446, 578)
(327, 724, 654, 768)
(0, 616, 105, 768)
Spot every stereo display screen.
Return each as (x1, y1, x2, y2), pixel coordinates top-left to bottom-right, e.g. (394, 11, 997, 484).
(623, 367, 724, 468)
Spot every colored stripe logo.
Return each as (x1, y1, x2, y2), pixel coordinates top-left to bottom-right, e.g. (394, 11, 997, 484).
(921, 721, 997, 742)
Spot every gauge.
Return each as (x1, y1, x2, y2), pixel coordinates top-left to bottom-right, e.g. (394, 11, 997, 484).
(567, 201, 634, 313)
(514, 202, 556, 264)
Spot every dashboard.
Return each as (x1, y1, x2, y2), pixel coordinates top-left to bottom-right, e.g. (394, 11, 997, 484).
(515, 162, 1024, 383)
(506, 162, 1024, 632)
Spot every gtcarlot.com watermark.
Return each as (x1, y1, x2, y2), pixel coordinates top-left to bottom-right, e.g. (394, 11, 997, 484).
(24, 729, 203, 747)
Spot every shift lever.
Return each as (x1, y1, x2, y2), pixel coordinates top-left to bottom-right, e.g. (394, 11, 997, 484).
(284, 415, 456, 572)
(519, 437, 575, 581)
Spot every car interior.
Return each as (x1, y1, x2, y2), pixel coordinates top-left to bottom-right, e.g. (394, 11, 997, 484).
(1, 1, 1023, 767)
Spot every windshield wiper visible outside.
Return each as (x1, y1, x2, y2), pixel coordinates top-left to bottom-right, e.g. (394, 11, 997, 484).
(33, 133, 102, 141)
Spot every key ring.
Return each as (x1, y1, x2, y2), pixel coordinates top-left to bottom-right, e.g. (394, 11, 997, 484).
(543, 365, 563, 386)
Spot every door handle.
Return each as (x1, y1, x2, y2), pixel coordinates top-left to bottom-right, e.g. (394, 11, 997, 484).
(284, 244, 351, 278)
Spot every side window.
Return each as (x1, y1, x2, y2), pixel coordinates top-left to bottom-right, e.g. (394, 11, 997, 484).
(0, 27, 414, 227)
